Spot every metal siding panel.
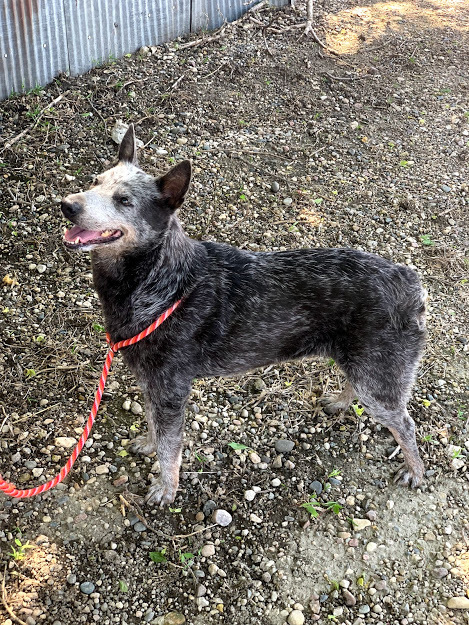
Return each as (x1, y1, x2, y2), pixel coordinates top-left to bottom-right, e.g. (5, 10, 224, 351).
(65, 0, 190, 77)
(0, 0, 68, 99)
(192, 0, 289, 32)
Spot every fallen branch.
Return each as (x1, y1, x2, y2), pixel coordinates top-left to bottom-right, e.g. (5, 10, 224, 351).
(2, 565, 27, 625)
(3, 94, 64, 151)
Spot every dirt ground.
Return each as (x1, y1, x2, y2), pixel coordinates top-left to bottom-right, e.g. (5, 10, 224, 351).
(0, 1, 468, 624)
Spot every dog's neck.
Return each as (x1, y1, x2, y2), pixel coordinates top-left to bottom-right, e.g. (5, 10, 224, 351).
(91, 217, 201, 340)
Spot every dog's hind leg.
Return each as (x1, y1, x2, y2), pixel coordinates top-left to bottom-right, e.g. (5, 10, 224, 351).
(349, 362, 424, 487)
(319, 381, 356, 415)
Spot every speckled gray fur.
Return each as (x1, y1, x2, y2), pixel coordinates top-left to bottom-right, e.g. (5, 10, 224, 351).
(62, 125, 427, 506)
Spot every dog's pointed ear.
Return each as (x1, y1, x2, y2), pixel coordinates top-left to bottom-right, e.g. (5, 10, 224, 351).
(157, 160, 192, 210)
(118, 124, 138, 165)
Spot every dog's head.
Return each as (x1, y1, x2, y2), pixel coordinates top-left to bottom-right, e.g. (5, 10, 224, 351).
(61, 125, 191, 253)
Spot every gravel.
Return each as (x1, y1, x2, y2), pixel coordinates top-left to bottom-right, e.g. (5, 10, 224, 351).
(0, 1, 468, 624)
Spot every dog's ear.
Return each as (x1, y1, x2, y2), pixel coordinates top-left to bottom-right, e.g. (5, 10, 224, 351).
(118, 124, 138, 165)
(157, 160, 192, 210)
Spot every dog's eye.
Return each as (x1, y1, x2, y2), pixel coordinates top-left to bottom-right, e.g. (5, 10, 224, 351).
(120, 197, 131, 206)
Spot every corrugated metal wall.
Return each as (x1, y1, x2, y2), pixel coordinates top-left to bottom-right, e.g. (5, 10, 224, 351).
(0, 0, 289, 101)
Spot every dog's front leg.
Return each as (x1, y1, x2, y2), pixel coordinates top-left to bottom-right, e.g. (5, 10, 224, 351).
(137, 381, 191, 507)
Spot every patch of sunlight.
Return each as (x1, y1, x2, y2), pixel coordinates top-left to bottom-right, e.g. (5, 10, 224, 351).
(325, 0, 469, 55)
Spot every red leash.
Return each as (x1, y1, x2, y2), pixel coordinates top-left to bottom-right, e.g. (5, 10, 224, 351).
(0, 300, 181, 499)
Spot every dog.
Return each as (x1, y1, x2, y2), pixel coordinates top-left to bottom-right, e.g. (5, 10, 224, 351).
(61, 124, 427, 506)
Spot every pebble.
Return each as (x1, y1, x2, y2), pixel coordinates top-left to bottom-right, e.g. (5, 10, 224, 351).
(249, 452, 261, 464)
(433, 567, 448, 579)
(342, 589, 356, 606)
(441, 184, 451, 192)
(79, 581, 95, 594)
(134, 522, 147, 532)
(203, 500, 217, 516)
(164, 613, 186, 625)
(250, 513, 262, 523)
(366, 541, 377, 553)
(283, 197, 293, 206)
(36, 264, 46, 274)
(353, 518, 371, 531)
(366, 510, 377, 521)
(358, 605, 370, 614)
(309, 480, 322, 495)
(275, 439, 295, 453)
(287, 610, 305, 625)
(122, 400, 131, 411)
(244, 489, 256, 501)
(131, 401, 143, 415)
(212, 509, 232, 527)
(55, 437, 77, 449)
(271, 478, 281, 487)
(95, 465, 109, 475)
(447, 596, 469, 609)
(271, 181, 280, 193)
(201, 544, 215, 557)
(66, 574, 77, 584)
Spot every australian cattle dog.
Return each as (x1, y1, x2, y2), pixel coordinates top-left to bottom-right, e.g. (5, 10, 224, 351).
(61, 125, 427, 506)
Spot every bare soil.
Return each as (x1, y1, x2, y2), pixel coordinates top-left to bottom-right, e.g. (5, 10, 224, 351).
(0, 1, 468, 625)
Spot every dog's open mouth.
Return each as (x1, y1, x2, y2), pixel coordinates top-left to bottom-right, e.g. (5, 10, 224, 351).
(63, 225, 123, 248)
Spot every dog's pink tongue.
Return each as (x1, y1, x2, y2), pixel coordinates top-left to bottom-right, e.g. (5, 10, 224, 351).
(64, 225, 102, 243)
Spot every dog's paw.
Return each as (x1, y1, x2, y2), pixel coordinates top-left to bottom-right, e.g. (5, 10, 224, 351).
(393, 462, 424, 488)
(128, 435, 157, 456)
(319, 395, 347, 415)
(145, 479, 177, 507)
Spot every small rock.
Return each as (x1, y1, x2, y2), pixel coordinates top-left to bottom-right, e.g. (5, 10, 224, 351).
(366, 542, 377, 553)
(309, 480, 323, 495)
(113, 475, 128, 487)
(131, 401, 143, 415)
(249, 452, 261, 464)
(283, 197, 293, 206)
(212, 509, 232, 527)
(433, 567, 448, 579)
(358, 605, 370, 614)
(134, 522, 147, 533)
(122, 400, 131, 411)
(353, 518, 371, 531)
(287, 610, 305, 625)
(197, 584, 207, 597)
(271, 181, 280, 193)
(441, 184, 451, 193)
(245, 490, 256, 501)
(203, 500, 217, 516)
(55, 437, 77, 449)
(366, 510, 377, 521)
(66, 574, 77, 584)
(250, 513, 262, 523)
(36, 264, 47, 274)
(80, 581, 95, 594)
(275, 439, 295, 453)
(164, 613, 186, 625)
(201, 544, 215, 557)
(111, 120, 144, 148)
(271, 478, 281, 487)
(451, 458, 465, 471)
(272, 455, 283, 469)
(95, 465, 109, 475)
(342, 589, 356, 606)
(447, 597, 469, 609)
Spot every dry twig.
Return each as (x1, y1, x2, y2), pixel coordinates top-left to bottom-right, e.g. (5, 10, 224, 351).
(2, 565, 27, 625)
(3, 94, 65, 151)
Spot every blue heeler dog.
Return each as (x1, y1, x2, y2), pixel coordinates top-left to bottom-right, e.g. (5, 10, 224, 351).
(61, 125, 427, 506)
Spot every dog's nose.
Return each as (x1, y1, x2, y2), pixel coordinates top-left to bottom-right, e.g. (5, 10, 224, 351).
(61, 198, 82, 220)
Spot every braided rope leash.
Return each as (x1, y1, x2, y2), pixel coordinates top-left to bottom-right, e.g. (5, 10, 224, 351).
(0, 300, 181, 499)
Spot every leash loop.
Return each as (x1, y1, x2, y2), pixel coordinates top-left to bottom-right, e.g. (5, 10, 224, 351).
(0, 300, 181, 499)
